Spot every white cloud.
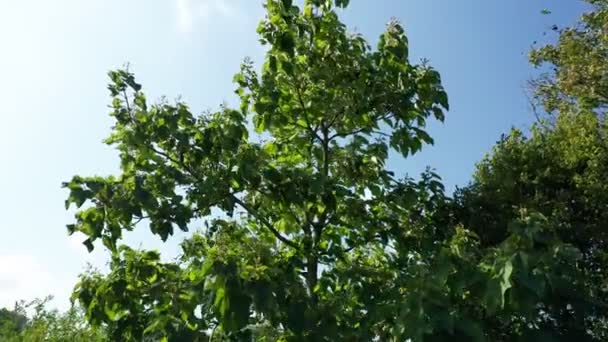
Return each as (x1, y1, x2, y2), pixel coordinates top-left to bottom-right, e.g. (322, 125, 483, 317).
(0, 254, 53, 309)
(67, 232, 90, 255)
(176, 0, 239, 33)
(0, 235, 108, 311)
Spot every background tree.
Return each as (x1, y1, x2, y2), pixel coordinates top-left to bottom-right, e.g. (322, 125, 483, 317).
(64, 0, 603, 340)
(0, 306, 27, 338)
(454, 0, 608, 339)
(0, 297, 106, 342)
(529, 0, 608, 115)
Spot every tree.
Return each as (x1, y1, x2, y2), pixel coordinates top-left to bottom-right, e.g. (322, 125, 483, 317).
(529, 0, 608, 115)
(0, 297, 106, 342)
(64, 0, 599, 340)
(454, 0, 608, 339)
(0, 306, 27, 338)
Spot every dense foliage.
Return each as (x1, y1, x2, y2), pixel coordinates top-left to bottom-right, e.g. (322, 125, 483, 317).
(0, 298, 106, 342)
(454, 1, 608, 338)
(56, 0, 608, 340)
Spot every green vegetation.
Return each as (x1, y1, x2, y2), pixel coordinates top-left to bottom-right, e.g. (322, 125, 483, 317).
(0, 298, 106, 342)
(453, 2, 608, 338)
(1, 0, 605, 340)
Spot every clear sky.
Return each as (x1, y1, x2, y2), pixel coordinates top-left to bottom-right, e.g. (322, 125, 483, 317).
(0, 0, 589, 310)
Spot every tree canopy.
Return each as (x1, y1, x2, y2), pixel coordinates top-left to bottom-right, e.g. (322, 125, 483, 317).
(0, 297, 106, 342)
(453, 1, 608, 338)
(59, 0, 608, 340)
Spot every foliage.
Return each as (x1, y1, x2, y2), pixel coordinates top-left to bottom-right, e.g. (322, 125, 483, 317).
(0, 297, 106, 342)
(0, 307, 27, 338)
(61, 0, 607, 341)
(529, 0, 608, 114)
(453, 0, 608, 339)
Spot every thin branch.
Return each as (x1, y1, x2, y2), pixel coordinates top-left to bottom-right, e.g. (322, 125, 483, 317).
(329, 128, 391, 141)
(122, 90, 132, 114)
(131, 215, 149, 227)
(315, 126, 331, 238)
(343, 245, 356, 253)
(285, 204, 304, 227)
(326, 109, 344, 130)
(231, 195, 300, 250)
(294, 79, 323, 143)
(149, 145, 181, 165)
(328, 127, 370, 140)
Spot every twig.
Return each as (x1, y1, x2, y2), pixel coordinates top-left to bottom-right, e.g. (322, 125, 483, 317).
(231, 195, 300, 250)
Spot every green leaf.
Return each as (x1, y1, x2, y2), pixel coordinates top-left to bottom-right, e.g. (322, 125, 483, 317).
(499, 258, 514, 299)
(83, 238, 94, 252)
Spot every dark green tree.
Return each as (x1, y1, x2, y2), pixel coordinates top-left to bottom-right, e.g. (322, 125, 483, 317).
(454, 0, 608, 339)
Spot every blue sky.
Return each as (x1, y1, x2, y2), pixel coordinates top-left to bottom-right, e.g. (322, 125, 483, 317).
(0, 0, 588, 309)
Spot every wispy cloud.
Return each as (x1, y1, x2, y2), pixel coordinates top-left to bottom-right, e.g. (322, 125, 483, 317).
(176, 0, 240, 33)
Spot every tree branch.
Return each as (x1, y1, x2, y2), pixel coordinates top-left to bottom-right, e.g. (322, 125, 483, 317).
(231, 195, 300, 250)
(293, 79, 322, 143)
(122, 89, 132, 114)
(144, 136, 300, 251)
(329, 128, 390, 141)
